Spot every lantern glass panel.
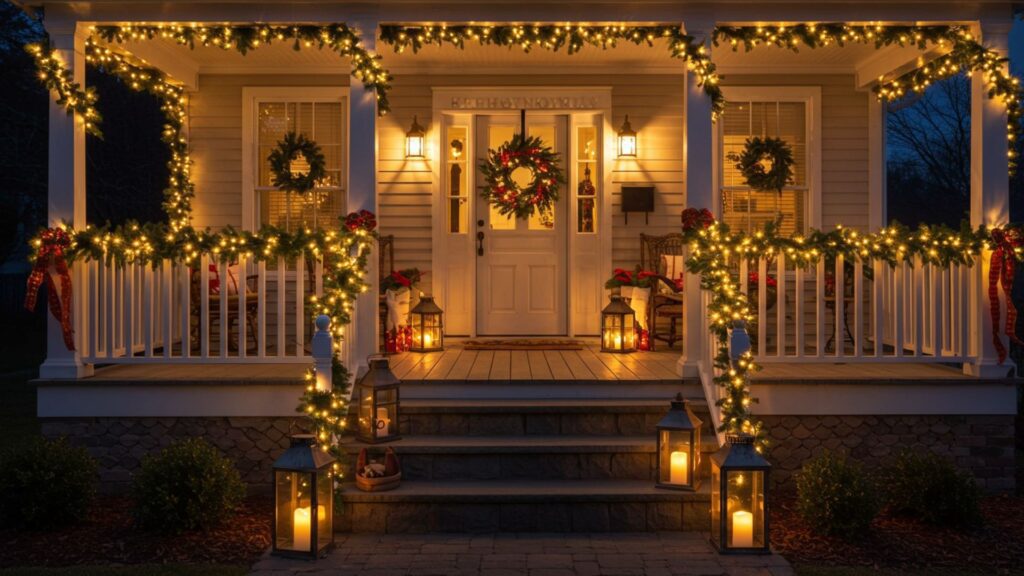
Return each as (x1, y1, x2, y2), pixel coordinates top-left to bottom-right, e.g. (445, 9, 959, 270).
(659, 429, 694, 486)
(358, 388, 374, 439)
(710, 464, 722, 549)
(407, 134, 424, 158)
(274, 470, 314, 553)
(374, 388, 398, 439)
(316, 469, 332, 548)
(414, 314, 442, 349)
(602, 313, 635, 350)
(618, 134, 636, 157)
(726, 470, 766, 549)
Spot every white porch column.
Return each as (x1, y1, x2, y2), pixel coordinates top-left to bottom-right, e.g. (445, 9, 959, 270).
(40, 22, 93, 379)
(965, 22, 1014, 377)
(348, 19, 380, 375)
(867, 99, 887, 232)
(678, 25, 715, 378)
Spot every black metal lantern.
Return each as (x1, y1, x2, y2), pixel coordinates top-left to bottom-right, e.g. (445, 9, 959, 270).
(355, 357, 401, 443)
(409, 295, 444, 352)
(272, 435, 335, 560)
(405, 115, 426, 158)
(617, 115, 637, 158)
(656, 393, 703, 491)
(601, 295, 636, 353)
(710, 434, 771, 554)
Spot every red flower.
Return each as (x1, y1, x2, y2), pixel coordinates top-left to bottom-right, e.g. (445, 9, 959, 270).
(681, 207, 715, 232)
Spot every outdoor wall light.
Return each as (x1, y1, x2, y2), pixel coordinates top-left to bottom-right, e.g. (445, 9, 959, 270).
(617, 115, 637, 158)
(405, 115, 426, 158)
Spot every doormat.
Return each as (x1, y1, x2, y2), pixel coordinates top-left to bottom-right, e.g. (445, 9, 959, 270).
(463, 339, 585, 351)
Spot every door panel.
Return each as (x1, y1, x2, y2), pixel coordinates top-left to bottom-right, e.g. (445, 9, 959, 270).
(475, 115, 568, 335)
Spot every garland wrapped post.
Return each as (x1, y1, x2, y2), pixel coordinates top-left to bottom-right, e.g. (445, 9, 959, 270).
(480, 132, 565, 219)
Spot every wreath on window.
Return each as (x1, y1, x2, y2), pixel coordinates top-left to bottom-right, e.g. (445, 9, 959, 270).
(267, 131, 327, 195)
(479, 133, 565, 220)
(728, 136, 795, 194)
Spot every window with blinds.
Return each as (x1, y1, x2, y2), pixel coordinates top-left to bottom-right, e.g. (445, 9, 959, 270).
(720, 100, 807, 235)
(256, 101, 345, 231)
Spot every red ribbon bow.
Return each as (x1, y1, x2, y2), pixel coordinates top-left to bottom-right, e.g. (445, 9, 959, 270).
(988, 229, 1023, 364)
(25, 228, 76, 351)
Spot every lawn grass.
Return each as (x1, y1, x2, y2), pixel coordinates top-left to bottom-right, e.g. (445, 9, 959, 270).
(0, 566, 248, 576)
(795, 566, 1024, 576)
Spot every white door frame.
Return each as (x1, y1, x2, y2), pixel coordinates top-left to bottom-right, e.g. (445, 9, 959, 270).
(431, 87, 613, 337)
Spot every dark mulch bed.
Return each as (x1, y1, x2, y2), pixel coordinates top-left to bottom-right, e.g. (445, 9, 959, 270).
(774, 494, 1024, 572)
(0, 495, 271, 568)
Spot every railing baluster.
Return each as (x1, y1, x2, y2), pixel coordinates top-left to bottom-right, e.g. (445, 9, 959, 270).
(932, 264, 943, 357)
(219, 259, 229, 358)
(893, 262, 904, 357)
(872, 260, 883, 358)
(776, 253, 786, 358)
(835, 255, 844, 358)
(277, 256, 286, 357)
(125, 262, 135, 359)
(143, 263, 153, 358)
(162, 260, 173, 358)
(794, 264, 804, 357)
(315, 256, 324, 298)
(88, 260, 98, 361)
(238, 254, 247, 358)
(200, 257, 210, 359)
(106, 262, 116, 360)
(913, 256, 924, 356)
(179, 262, 191, 358)
(296, 254, 305, 357)
(815, 259, 825, 357)
(960, 264, 970, 359)
(258, 260, 267, 358)
(853, 260, 863, 357)
(739, 259, 749, 296)
(757, 257, 766, 357)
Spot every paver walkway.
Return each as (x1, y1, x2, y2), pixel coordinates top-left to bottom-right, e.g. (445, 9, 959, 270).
(249, 532, 794, 576)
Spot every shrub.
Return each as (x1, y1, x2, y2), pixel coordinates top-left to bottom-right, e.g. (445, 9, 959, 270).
(795, 451, 880, 539)
(0, 437, 97, 530)
(882, 449, 981, 527)
(132, 438, 245, 533)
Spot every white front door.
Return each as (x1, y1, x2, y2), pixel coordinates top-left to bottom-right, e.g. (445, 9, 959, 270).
(475, 115, 568, 335)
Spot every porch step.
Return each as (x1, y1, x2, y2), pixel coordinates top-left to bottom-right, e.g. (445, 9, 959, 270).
(342, 435, 720, 481)
(396, 398, 713, 437)
(399, 378, 701, 401)
(336, 479, 710, 533)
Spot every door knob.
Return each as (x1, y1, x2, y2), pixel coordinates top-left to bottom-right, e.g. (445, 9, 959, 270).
(476, 231, 485, 256)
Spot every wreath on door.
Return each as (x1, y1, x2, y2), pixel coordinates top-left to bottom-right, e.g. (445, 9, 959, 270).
(479, 133, 565, 220)
(267, 131, 327, 195)
(728, 136, 795, 194)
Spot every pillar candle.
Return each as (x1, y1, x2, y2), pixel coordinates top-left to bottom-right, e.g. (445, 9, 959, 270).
(423, 332, 433, 347)
(293, 506, 311, 550)
(731, 510, 754, 548)
(376, 407, 391, 438)
(669, 451, 688, 484)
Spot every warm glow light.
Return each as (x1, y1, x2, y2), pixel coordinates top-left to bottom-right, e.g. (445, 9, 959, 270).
(731, 510, 754, 547)
(406, 115, 426, 158)
(617, 115, 637, 158)
(670, 450, 689, 485)
(293, 506, 311, 550)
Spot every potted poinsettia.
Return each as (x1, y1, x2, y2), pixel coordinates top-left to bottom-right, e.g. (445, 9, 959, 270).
(604, 266, 658, 351)
(381, 268, 424, 353)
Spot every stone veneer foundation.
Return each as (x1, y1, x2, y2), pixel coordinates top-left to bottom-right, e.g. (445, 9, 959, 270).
(41, 417, 306, 490)
(761, 414, 1017, 492)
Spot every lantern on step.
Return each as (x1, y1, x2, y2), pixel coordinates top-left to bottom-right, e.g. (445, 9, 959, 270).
(405, 115, 426, 158)
(710, 434, 771, 555)
(272, 434, 335, 560)
(656, 393, 702, 491)
(601, 295, 636, 353)
(409, 295, 444, 352)
(355, 357, 401, 443)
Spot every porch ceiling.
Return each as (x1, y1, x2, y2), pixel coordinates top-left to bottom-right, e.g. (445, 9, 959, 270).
(114, 34, 931, 82)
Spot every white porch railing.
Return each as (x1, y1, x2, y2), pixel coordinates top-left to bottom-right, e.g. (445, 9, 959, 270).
(738, 255, 975, 363)
(79, 254, 347, 364)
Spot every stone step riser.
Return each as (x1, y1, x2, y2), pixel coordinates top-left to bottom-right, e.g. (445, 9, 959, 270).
(337, 500, 710, 533)
(347, 450, 717, 482)
(396, 410, 714, 438)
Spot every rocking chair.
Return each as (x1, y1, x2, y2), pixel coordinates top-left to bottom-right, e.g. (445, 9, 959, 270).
(639, 233, 686, 349)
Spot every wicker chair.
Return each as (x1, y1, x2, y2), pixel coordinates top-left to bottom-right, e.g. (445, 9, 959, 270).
(639, 233, 686, 349)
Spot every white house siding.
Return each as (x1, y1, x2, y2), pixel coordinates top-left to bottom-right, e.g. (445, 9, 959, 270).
(188, 73, 350, 230)
(721, 74, 871, 231)
(378, 74, 687, 275)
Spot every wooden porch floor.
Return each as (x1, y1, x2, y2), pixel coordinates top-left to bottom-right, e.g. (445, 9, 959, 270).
(389, 339, 682, 384)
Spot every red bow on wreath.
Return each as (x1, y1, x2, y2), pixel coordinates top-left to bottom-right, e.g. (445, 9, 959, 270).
(988, 228, 1024, 364)
(25, 227, 76, 351)
(344, 209, 377, 232)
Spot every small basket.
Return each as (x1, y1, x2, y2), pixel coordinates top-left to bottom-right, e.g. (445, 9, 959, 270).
(355, 471, 401, 492)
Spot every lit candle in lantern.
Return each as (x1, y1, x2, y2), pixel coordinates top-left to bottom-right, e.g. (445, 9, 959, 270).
(375, 407, 391, 438)
(423, 332, 433, 347)
(670, 450, 688, 484)
(731, 510, 754, 548)
(293, 506, 311, 550)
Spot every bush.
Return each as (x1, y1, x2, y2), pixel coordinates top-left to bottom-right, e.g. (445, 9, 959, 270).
(882, 449, 981, 527)
(0, 437, 97, 530)
(132, 438, 246, 533)
(795, 451, 880, 539)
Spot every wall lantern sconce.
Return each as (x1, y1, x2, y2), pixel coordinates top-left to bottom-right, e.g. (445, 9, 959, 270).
(710, 434, 771, 555)
(355, 357, 401, 443)
(272, 434, 335, 560)
(656, 393, 703, 491)
(409, 295, 444, 352)
(617, 115, 637, 158)
(405, 115, 426, 158)
(601, 295, 636, 353)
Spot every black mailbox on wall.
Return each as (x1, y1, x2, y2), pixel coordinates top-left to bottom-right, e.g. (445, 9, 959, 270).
(621, 186, 655, 225)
